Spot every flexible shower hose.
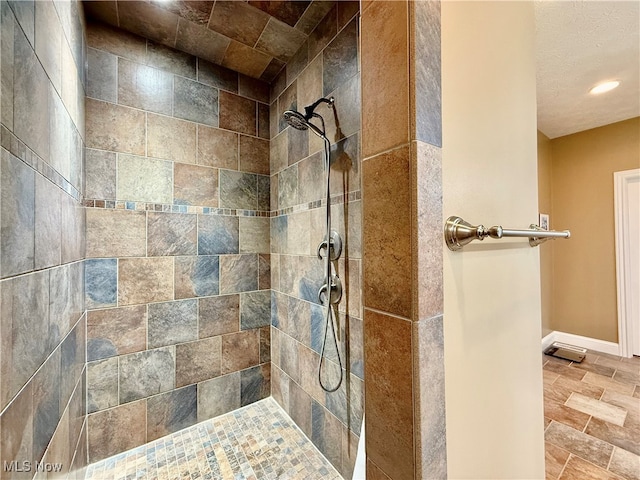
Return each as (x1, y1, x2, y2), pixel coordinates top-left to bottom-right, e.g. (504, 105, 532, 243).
(318, 134, 343, 393)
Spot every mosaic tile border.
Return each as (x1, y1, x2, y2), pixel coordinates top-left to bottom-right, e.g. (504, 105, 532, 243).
(273, 190, 362, 217)
(83, 190, 362, 218)
(82, 199, 271, 217)
(0, 124, 82, 202)
(84, 397, 342, 480)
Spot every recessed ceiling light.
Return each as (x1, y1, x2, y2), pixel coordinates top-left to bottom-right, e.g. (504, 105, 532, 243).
(589, 80, 620, 95)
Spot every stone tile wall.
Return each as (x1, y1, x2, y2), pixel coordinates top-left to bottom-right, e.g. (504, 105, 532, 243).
(361, 2, 446, 479)
(0, 0, 87, 478)
(84, 21, 272, 462)
(268, 3, 363, 478)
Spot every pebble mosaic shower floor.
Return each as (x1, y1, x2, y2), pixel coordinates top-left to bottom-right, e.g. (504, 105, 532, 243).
(85, 398, 342, 480)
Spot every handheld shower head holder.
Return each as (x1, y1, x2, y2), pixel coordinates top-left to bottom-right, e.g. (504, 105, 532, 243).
(303, 97, 334, 120)
(283, 97, 334, 139)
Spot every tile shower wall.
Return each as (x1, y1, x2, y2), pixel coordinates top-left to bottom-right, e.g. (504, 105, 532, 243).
(361, 2, 445, 479)
(268, 3, 363, 478)
(0, 0, 87, 478)
(83, 21, 272, 463)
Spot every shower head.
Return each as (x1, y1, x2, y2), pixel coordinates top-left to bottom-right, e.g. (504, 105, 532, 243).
(283, 110, 327, 138)
(283, 97, 334, 139)
(283, 110, 310, 131)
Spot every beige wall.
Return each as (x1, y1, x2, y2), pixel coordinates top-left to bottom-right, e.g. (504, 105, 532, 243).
(538, 131, 554, 338)
(442, 2, 545, 478)
(548, 117, 640, 343)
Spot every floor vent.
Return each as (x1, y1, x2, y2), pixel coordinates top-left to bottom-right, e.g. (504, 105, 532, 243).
(544, 342, 587, 363)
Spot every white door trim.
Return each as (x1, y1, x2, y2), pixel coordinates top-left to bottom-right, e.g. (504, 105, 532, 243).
(614, 168, 640, 358)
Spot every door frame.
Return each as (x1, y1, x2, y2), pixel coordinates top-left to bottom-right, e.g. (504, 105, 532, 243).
(614, 168, 640, 357)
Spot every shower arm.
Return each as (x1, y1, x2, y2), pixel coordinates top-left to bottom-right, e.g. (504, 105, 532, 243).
(444, 215, 571, 251)
(304, 97, 334, 120)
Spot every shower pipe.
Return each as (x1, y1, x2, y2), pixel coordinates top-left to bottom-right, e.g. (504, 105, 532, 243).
(283, 98, 344, 393)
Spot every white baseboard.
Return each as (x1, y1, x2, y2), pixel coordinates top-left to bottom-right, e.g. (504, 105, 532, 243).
(542, 331, 620, 356)
(541, 331, 557, 351)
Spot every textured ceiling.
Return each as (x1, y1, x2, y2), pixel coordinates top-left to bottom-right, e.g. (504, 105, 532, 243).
(535, 1, 640, 139)
(83, 0, 336, 82)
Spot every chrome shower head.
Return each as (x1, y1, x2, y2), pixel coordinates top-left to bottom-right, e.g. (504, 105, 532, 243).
(283, 110, 327, 138)
(283, 110, 309, 131)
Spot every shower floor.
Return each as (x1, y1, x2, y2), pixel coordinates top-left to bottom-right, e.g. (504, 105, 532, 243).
(85, 398, 342, 480)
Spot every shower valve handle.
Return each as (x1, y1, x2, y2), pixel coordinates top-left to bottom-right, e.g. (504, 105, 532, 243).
(316, 241, 332, 260)
(318, 275, 343, 305)
(317, 231, 343, 261)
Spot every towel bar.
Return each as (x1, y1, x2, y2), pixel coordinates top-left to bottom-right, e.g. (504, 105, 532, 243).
(444, 216, 570, 251)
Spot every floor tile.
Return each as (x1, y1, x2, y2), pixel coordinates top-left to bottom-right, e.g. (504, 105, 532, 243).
(558, 455, 624, 480)
(544, 360, 588, 382)
(564, 393, 627, 426)
(545, 442, 570, 480)
(600, 390, 640, 428)
(545, 417, 553, 430)
(553, 375, 605, 400)
(620, 356, 640, 366)
(544, 352, 640, 480)
(613, 369, 640, 386)
(574, 362, 617, 378)
(544, 370, 561, 386)
(582, 372, 636, 396)
(585, 418, 640, 457)
(85, 397, 342, 480)
(545, 383, 573, 404)
(597, 357, 640, 375)
(545, 421, 613, 469)
(609, 447, 640, 480)
(544, 400, 592, 431)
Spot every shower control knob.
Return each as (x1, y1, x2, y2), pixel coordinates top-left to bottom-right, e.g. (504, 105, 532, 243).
(317, 275, 342, 305)
(317, 231, 343, 261)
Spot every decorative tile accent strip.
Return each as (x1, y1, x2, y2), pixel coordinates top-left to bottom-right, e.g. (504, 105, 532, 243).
(83, 189, 361, 218)
(1, 125, 82, 202)
(83, 199, 271, 217)
(274, 190, 362, 217)
(85, 397, 342, 480)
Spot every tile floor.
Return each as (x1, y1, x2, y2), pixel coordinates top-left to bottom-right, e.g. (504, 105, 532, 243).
(85, 350, 639, 480)
(543, 350, 640, 480)
(85, 398, 342, 480)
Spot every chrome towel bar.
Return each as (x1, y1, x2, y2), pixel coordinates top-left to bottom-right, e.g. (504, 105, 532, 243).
(444, 216, 571, 251)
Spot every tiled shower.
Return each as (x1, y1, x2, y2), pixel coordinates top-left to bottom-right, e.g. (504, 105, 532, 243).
(84, 18, 273, 460)
(1, 0, 87, 476)
(0, 0, 365, 478)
